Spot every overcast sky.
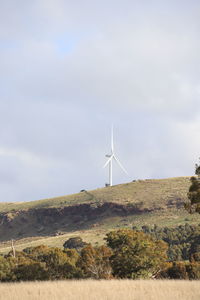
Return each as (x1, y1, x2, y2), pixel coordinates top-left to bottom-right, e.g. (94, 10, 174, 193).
(0, 0, 200, 202)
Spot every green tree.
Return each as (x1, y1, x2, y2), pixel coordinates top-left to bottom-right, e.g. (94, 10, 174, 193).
(186, 262, 200, 279)
(140, 223, 200, 261)
(189, 234, 200, 262)
(23, 245, 81, 279)
(167, 262, 188, 279)
(63, 237, 88, 252)
(0, 256, 15, 281)
(106, 229, 167, 279)
(14, 261, 48, 281)
(186, 160, 200, 213)
(162, 262, 200, 279)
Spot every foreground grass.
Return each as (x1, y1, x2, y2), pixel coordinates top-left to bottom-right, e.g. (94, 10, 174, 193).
(0, 280, 199, 300)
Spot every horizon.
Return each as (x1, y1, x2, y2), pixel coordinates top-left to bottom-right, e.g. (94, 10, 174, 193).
(2, 175, 192, 204)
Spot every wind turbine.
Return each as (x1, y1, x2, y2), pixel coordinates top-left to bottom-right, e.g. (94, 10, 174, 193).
(103, 126, 128, 186)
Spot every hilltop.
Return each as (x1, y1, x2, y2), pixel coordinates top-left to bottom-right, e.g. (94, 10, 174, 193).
(0, 176, 199, 253)
(0, 176, 191, 212)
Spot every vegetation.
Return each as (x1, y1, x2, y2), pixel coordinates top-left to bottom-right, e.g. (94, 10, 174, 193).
(106, 229, 167, 279)
(185, 159, 200, 213)
(0, 228, 200, 281)
(1, 176, 199, 252)
(0, 175, 199, 283)
(63, 237, 88, 251)
(78, 244, 113, 279)
(138, 223, 200, 261)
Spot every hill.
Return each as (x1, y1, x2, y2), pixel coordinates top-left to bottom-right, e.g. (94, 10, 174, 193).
(0, 176, 199, 253)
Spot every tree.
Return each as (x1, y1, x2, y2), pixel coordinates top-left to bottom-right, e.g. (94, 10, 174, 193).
(186, 161, 200, 214)
(167, 262, 188, 279)
(63, 248, 80, 265)
(189, 234, 200, 262)
(23, 245, 81, 279)
(14, 261, 48, 281)
(186, 262, 200, 279)
(161, 262, 200, 279)
(140, 224, 200, 261)
(63, 237, 88, 252)
(78, 244, 113, 279)
(0, 256, 15, 281)
(105, 229, 167, 279)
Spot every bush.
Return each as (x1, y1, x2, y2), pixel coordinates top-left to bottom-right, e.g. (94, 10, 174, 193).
(63, 237, 88, 251)
(167, 262, 188, 279)
(163, 262, 200, 279)
(186, 262, 200, 279)
(24, 245, 81, 280)
(14, 261, 48, 281)
(0, 256, 15, 282)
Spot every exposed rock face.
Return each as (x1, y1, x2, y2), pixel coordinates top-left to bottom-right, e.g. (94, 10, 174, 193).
(0, 202, 156, 242)
(0, 198, 184, 242)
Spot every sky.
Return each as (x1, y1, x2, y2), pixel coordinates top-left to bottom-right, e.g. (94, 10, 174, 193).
(0, 0, 200, 202)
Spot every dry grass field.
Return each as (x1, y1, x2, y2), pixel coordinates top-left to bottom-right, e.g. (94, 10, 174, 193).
(0, 280, 199, 300)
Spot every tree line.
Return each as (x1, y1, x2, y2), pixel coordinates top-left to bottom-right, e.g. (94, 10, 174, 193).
(137, 223, 200, 261)
(0, 228, 200, 281)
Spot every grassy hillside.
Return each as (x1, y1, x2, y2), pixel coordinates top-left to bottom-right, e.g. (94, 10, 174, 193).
(0, 176, 191, 212)
(0, 176, 199, 253)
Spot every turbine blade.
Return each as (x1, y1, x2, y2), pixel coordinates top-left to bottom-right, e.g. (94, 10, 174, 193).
(113, 155, 128, 175)
(111, 124, 114, 153)
(103, 155, 113, 168)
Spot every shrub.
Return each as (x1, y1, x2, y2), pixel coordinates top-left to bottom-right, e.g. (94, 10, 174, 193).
(186, 262, 200, 279)
(63, 237, 88, 251)
(167, 262, 188, 279)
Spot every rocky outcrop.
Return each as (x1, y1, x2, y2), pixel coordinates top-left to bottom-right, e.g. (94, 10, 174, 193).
(0, 197, 184, 242)
(0, 201, 157, 242)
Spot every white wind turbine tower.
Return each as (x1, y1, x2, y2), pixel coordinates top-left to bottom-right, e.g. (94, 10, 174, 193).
(103, 126, 128, 186)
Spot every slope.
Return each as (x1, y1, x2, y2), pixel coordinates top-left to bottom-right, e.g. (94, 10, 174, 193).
(0, 176, 199, 253)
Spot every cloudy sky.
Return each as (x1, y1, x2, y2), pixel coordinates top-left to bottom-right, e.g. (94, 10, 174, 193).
(0, 0, 200, 202)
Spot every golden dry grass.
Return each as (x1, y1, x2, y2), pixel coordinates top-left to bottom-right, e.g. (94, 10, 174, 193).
(0, 280, 199, 300)
(0, 229, 107, 254)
